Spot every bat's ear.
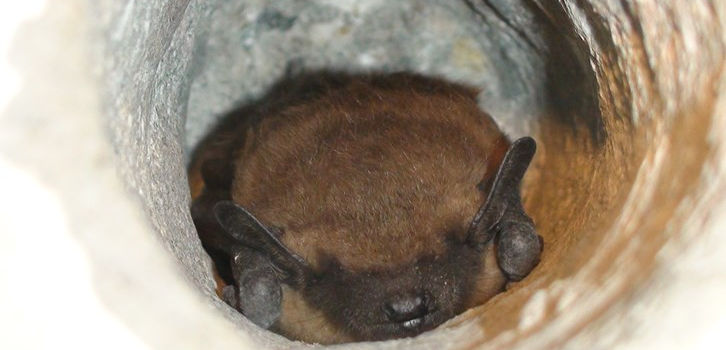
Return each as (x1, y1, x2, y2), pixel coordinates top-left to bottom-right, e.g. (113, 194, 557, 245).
(213, 201, 314, 288)
(466, 137, 537, 248)
(227, 246, 282, 329)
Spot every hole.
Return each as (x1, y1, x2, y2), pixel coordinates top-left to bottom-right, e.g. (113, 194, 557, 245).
(90, 0, 724, 349)
(185, 0, 604, 345)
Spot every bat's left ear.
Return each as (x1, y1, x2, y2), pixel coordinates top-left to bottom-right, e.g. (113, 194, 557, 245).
(225, 245, 282, 329)
(466, 137, 542, 281)
(213, 201, 314, 288)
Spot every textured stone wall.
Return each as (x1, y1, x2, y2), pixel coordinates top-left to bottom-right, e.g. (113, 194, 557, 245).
(1, 0, 725, 349)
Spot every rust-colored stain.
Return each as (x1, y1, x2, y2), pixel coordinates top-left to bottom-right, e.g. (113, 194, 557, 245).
(441, 4, 723, 348)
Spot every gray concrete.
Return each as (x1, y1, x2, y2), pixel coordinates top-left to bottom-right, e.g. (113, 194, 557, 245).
(183, 0, 549, 156)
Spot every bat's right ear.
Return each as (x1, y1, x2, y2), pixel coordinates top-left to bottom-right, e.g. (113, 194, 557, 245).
(213, 201, 314, 288)
(466, 137, 537, 248)
(466, 137, 542, 281)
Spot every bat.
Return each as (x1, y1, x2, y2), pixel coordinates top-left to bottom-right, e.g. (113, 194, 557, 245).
(188, 73, 542, 344)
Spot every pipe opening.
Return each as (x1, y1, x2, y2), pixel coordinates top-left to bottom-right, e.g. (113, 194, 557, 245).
(97, 0, 723, 348)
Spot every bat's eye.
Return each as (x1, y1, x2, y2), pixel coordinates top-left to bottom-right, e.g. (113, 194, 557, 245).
(382, 291, 430, 328)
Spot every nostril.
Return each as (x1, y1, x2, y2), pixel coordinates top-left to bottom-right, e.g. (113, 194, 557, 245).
(383, 294, 429, 324)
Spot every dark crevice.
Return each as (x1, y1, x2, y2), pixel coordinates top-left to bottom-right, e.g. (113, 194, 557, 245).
(463, 0, 544, 55)
(533, 0, 607, 145)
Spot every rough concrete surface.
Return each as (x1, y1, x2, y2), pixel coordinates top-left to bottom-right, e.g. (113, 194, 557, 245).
(1, 0, 725, 350)
(183, 0, 548, 155)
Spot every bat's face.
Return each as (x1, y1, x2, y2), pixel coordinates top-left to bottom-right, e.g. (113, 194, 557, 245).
(303, 241, 490, 341)
(213, 137, 542, 343)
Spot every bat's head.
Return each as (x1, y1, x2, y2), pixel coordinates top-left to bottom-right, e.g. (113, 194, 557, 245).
(214, 137, 541, 343)
(299, 237, 497, 341)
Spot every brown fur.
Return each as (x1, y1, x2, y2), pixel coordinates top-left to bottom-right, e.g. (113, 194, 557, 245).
(189, 73, 512, 343)
(231, 77, 508, 269)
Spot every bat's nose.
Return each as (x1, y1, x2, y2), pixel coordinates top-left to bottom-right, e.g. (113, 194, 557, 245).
(383, 292, 429, 327)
